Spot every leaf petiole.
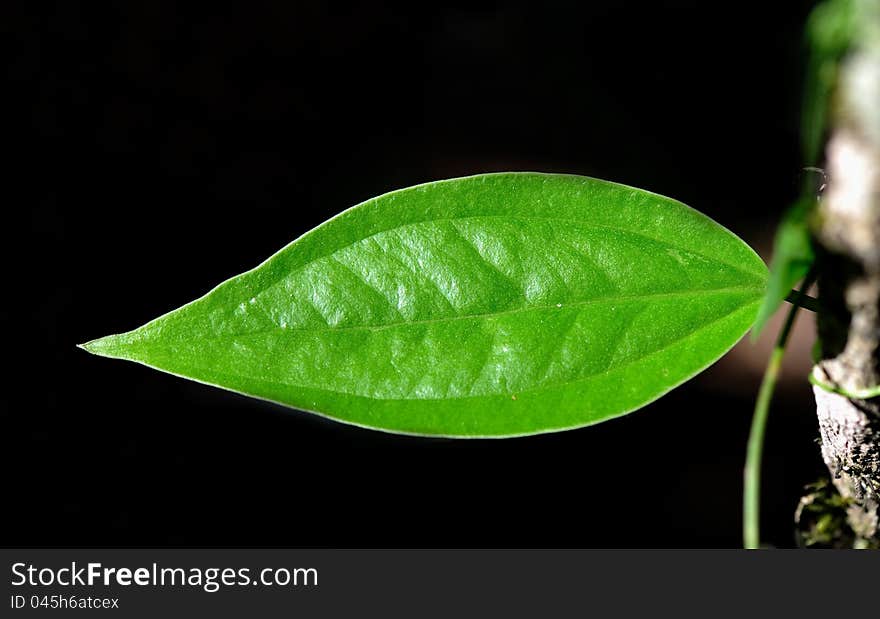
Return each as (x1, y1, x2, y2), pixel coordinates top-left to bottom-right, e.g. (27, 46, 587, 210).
(784, 290, 820, 313)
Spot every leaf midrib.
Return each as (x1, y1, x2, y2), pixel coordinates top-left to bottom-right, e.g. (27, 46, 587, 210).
(144, 285, 762, 342)
(168, 299, 758, 402)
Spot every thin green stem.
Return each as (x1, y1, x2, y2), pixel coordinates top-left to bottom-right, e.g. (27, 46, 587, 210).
(808, 370, 880, 400)
(743, 271, 817, 549)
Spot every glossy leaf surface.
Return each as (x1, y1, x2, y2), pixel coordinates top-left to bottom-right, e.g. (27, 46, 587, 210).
(82, 173, 767, 437)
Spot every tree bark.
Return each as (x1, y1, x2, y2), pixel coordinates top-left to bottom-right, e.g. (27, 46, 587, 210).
(812, 34, 880, 544)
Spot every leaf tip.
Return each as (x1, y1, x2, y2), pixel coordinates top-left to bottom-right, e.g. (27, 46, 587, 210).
(77, 334, 127, 359)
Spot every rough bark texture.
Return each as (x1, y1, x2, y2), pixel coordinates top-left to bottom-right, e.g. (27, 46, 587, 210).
(813, 40, 880, 543)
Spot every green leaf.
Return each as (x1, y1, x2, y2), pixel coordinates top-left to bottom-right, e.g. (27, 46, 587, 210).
(81, 173, 767, 437)
(803, 0, 857, 165)
(751, 197, 816, 339)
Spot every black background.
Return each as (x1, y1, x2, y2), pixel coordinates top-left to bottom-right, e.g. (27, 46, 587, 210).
(7, 1, 826, 547)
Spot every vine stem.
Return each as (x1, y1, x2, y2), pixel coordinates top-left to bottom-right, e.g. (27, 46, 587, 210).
(743, 271, 816, 549)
